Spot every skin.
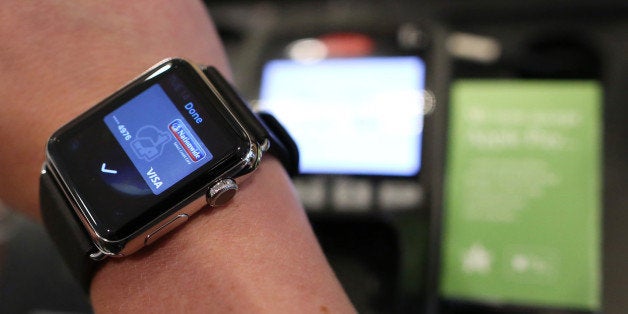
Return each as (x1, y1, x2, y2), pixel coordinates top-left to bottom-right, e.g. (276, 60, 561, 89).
(0, 1, 355, 312)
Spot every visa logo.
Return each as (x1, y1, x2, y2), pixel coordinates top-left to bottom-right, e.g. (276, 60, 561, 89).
(147, 167, 163, 189)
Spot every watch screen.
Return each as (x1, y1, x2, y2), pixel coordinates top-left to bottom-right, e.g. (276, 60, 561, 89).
(46, 60, 249, 241)
(104, 84, 212, 195)
(259, 56, 425, 176)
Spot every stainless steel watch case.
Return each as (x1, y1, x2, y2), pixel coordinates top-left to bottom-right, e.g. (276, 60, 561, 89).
(43, 59, 271, 260)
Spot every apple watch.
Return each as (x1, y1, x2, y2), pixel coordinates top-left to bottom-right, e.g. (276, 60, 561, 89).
(39, 58, 299, 292)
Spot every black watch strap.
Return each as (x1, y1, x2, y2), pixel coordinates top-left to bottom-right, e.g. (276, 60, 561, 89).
(40, 65, 299, 294)
(40, 167, 98, 293)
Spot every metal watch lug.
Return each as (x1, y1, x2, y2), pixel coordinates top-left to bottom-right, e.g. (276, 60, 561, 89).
(248, 141, 266, 171)
(260, 138, 270, 153)
(89, 250, 108, 261)
(207, 178, 239, 207)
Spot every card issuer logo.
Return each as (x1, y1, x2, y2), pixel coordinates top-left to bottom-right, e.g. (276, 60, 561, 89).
(168, 119, 206, 162)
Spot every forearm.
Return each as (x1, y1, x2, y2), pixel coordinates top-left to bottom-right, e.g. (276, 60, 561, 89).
(0, 1, 354, 312)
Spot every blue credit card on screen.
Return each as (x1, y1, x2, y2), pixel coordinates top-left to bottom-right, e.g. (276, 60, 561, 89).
(104, 84, 212, 195)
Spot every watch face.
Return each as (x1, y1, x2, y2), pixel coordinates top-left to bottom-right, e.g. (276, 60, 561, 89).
(46, 59, 251, 242)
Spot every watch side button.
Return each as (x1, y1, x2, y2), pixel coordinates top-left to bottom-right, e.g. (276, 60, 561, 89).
(145, 214, 189, 246)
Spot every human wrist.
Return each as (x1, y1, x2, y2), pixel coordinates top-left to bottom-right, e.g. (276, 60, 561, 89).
(90, 158, 354, 312)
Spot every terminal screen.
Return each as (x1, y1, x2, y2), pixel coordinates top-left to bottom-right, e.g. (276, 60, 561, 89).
(259, 56, 426, 176)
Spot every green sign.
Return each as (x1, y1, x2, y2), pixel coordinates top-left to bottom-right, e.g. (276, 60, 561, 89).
(440, 80, 602, 310)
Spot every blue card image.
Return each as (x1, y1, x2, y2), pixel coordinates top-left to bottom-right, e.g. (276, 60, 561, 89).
(104, 84, 212, 195)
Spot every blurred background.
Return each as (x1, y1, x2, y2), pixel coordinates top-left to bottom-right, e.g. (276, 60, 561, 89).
(1, 1, 626, 313)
